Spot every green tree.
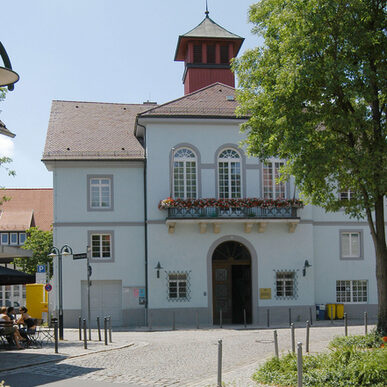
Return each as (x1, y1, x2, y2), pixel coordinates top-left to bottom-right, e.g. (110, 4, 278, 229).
(233, 0, 386, 333)
(14, 227, 53, 276)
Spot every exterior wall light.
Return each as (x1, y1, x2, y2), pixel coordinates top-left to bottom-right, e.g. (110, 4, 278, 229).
(302, 259, 312, 277)
(155, 261, 163, 278)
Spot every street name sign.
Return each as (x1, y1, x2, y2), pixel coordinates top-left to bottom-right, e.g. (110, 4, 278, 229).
(73, 253, 87, 260)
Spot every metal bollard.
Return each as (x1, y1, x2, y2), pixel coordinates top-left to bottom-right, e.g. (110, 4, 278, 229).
(306, 320, 310, 353)
(291, 323, 295, 353)
(97, 317, 101, 341)
(219, 308, 222, 329)
(289, 308, 292, 326)
(344, 313, 348, 336)
(53, 318, 58, 354)
(172, 311, 175, 331)
(104, 317, 108, 345)
(217, 339, 222, 387)
(297, 342, 303, 387)
(196, 310, 199, 329)
(149, 311, 152, 332)
(267, 309, 270, 328)
(83, 319, 87, 349)
(243, 308, 247, 328)
(274, 330, 279, 359)
(309, 307, 313, 326)
(364, 311, 368, 335)
(108, 316, 112, 343)
(78, 316, 82, 341)
(330, 305, 334, 324)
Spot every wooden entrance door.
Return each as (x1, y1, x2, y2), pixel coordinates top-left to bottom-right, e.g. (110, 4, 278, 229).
(212, 241, 251, 325)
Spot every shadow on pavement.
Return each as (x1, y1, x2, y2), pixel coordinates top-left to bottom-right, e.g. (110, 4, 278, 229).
(1, 363, 103, 387)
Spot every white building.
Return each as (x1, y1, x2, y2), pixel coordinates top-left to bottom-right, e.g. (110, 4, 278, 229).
(43, 13, 379, 327)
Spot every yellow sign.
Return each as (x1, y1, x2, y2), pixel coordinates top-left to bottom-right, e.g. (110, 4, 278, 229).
(260, 288, 272, 299)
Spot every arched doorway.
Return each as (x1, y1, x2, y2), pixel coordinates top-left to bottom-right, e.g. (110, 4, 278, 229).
(212, 241, 252, 324)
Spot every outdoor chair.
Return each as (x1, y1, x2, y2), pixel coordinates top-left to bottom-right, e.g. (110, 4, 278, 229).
(21, 319, 42, 348)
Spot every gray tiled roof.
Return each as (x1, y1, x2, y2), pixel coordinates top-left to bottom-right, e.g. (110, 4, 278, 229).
(139, 83, 245, 118)
(182, 16, 243, 39)
(43, 101, 155, 161)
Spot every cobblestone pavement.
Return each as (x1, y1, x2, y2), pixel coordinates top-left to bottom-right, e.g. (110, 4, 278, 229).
(0, 322, 373, 386)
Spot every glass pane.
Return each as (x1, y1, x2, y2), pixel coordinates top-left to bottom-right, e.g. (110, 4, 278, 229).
(350, 233, 360, 257)
(341, 233, 350, 256)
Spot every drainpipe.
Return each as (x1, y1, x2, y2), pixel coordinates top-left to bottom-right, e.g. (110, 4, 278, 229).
(137, 121, 149, 326)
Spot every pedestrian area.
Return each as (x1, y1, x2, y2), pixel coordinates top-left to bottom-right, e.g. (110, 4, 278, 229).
(0, 322, 373, 387)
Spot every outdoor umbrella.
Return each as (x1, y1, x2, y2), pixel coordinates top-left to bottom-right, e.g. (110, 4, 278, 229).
(0, 266, 35, 285)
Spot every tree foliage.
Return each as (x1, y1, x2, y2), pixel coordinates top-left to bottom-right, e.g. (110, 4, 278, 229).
(14, 227, 53, 276)
(233, 0, 386, 332)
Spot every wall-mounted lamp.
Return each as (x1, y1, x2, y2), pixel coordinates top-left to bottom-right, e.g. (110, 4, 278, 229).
(302, 260, 312, 276)
(155, 261, 163, 278)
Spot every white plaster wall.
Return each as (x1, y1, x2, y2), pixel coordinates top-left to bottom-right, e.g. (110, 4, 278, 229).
(54, 164, 144, 223)
(313, 225, 377, 305)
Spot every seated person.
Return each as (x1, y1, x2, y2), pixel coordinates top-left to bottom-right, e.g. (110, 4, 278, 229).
(0, 306, 24, 349)
(17, 306, 37, 334)
(7, 306, 16, 322)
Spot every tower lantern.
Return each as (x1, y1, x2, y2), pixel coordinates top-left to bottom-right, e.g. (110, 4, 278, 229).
(174, 12, 244, 94)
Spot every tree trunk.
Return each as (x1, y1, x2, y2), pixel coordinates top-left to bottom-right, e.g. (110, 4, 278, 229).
(370, 196, 387, 335)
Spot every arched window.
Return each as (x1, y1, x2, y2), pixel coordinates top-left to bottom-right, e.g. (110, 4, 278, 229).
(218, 149, 241, 198)
(173, 148, 197, 199)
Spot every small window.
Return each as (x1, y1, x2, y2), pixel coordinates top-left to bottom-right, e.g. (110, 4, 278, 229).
(340, 231, 361, 259)
(220, 45, 229, 64)
(10, 233, 18, 245)
(1, 233, 8, 245)
(336, 280, 368, 303)
(167, 272, 190, 301)
(193, 44, 202, 63)
(88, 175, 113, 211)
(91, 233, 112, 261)
(340, 189, 354, 201)
(19, 233, 26, 245)
(275, 271, 296, 299)
(207, 44, 216, 64)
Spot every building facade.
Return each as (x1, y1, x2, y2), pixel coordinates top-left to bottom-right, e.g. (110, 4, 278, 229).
(43, 14, 380, 327)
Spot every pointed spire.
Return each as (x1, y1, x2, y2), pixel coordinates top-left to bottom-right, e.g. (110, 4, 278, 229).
(205, 0, 209, 17)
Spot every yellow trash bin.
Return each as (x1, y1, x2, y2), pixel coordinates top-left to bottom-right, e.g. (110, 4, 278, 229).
(336, 304, 344, 319)
(326, 303, 336, 320)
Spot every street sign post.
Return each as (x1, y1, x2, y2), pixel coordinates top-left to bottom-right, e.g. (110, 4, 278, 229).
(86, 246, 92, 340)
(36, 264, 46, 284)
(45, 283, 52, 292)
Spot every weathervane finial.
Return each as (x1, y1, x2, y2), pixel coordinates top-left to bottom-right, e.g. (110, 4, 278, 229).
(205, 0, 209, 17)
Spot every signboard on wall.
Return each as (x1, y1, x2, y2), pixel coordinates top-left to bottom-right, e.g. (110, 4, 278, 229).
(259, 288, 272, 299)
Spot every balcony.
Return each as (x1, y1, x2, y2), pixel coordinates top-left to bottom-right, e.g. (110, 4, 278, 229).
(159, 198, 303, 234)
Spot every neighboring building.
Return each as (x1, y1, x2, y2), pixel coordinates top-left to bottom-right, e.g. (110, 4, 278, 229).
(43, 12, 380, 327)
(0, 188, 53, 307)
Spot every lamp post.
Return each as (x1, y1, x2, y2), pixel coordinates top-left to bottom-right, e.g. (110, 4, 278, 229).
(49, 244, 73, 340)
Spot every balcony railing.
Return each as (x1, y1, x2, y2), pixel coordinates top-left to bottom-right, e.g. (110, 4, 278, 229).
(167, 206, 298, 219)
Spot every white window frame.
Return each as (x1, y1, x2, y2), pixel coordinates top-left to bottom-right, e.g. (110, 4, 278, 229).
(275, 271, 297, 299)
(173, 148, 198, 199)
(218, 149, 242, 199)
(1, 233, 9, 245)
(89, 232, 113, 262)
(339, 189, 354, 200)
(336, 280, 368, 303)
(263, 160, 286, 199)
(88, 175, 113, 211)
(10, 233, 18, 245)
(167, 272, 190, 301)
(19, 233, 27, 245)
(340, 231, 362, 259)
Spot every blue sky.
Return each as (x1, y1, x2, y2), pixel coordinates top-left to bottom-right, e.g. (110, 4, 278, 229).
(0, 0, 259, 188)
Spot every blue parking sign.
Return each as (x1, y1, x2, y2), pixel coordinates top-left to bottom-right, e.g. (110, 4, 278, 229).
(37, 265, 46, 273)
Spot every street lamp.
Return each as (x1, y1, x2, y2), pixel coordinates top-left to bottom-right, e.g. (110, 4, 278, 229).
(49, 244, 73, 340)
(0, 42, 19, 90)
